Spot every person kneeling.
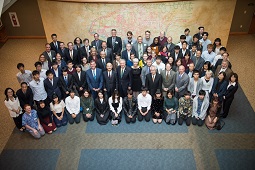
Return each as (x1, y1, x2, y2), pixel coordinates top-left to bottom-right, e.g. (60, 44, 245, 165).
(192, 90, 209, 126)
(80, 90, 95, 122)
(137, 87, 152, 122)
(152, 89, 164, 124)
(123, 90, 138, 124)
(95, 90, 110, 125)
(109, 90, 123, 126)
(178, 91, 193, 126)
(164, 90, 178, 125)
(22, 104, 45, 139)
(65, 90, 81, 124)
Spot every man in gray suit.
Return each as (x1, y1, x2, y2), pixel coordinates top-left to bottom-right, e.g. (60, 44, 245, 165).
(91, 33, 103, 51)
(141, 59, 152, 86)
(98, 41, 114, 62)
(161, 63, 176, 96)
(123, 31, 137, 50)
(191, 50, 205, 71)
(43, 43, 56, 64)
(133, 36, 147, 60)
(175, 65, 189, 99)
(188, 70, 202, 98)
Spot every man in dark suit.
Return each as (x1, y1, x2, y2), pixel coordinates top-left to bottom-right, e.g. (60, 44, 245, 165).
(44, 70, 62, 102)
(98, 41, 114, 62)
(164, 36, 175, 53)
(194, 26, 204, 40)
(86, 60, 103, 99)
(145, 65, 162, 96)
(49, 34, 61, 53)
(59, 67, 76, 99)
(72, 64, 87, 96)
(51, 62, 62, 78)
(116, 59, 132, 97)
(43, 43, 56, 64)
(175, 65, 190, 99)
(133, 36, 147, 60)
(16, 82, 34, 110)
(57, 42, 68, 61)
(121, 43, 136, 62)
(79, 38, 92, 59)
(107, 29, 122, 55)
(65, 42, 79, 65)
(170, 46, 182, 62)
(103, 63, 118, 98)
(178, 41, 191, 59)
(96, 51, 110, 72)
(91, 33, 103, 51)
(191, 50, 205, 71)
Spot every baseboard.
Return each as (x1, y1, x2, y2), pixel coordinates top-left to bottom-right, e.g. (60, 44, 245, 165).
(229, 32, 248, 35)
(8, 36, 46, 39)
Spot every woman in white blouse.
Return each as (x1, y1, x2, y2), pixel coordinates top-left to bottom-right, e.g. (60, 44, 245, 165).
(50, 94, 68, 127)
(201, 70, 214, 98)
(4, 88, 25, 131)
(108, 90, 123, 126)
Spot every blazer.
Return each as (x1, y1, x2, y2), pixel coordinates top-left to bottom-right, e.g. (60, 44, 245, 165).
(96, 58, 110, 72)
(86, 68, 103, 90)
(97, 48, 114, 61)
(161, 70, 176, 91)
(103, 70, 118, 93)
(72, 71, 87, 90)
(141, 65, 151, 86)
(192, 96, 209, 120)
(145, 73, 162, 96)
(215, 66, 233, 81)
(107, 36, 122, 54)
(91, 39, 103, 51)
(164, 42, 175, 53)
(123, 97, 138, 116)
(123, 38, 137, 50)
(79, 45, 92, 58)
(211, 78, 228, 101)
(50, 41, 61, 53)
(59, 74, 74, 93)
(44, 77, 62, 100)
(16, 87, 34, 109)
(175, 72, 190, 96)
(191, 56, 205, 71)
(94, 98, 109, 114)
(188, 78, 203, 96)
(43, 50, 56, 63)
(178, 49, 191, 59)
(57, 47, 68, 61)
(116, 66, 132, 89)
(133, 42, 147, 60)
(65, 49, 80, 65)
(51, 67, 62, 77)
(170, 51, 182, 62)
(121, 49, 136, 61)
(224, 82, 238, 99)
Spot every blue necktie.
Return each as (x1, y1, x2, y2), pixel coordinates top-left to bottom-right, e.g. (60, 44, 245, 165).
(93, 70, 96, 80)
(64, 76, 68, 85)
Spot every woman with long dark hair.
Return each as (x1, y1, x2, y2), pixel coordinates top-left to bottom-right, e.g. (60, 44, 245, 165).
(150, 37, 161, 55)
(80, 90, 94, 122)
(164, 90, 178, 125)
(109, 90, 123, 126)
(50, 94, 68, 127)
(95, 90, 110, 125)
(4, 87, 25, 131)
(151, 89, 164, 124)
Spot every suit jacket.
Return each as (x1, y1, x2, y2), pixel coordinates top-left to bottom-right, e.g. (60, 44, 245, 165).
(161, 70, 176, 91)
(59, 74, 74, 93)
(170, 51, 182, 62)
(96, 58, 110, 72)
(141, 65, 151, 86)
(188, 78, 203, 96)
(86, 68, 103, 90)
(51, 67, 62, 77)
(57, 47, 68, 61)
(43, 50, 56, 63)
(123, 38, 137, 50)
(94, 98, 109, 114)
(145, 73, 162, 96)
(224, 82, 238, 99)
(175, 72, 190, 96)
(72, 71, 87, 90)
(164, 42, 175, 53)
(50, 41, 61, 53)
(191, 56, 205, 71)
(44, 77, 62, 100)
(121, 49, 136, 61)
(215, 66, 233, 81)
(214, 59, 232, 71)
(65, 49, 79, 65)
(103, 70, 118, 96)
(16, 87, 34, 109)
(178, 49, 191, 59)
(211, 78, 228, 101)
(78, 45, 92, 58)
(91, 40, 103, 51)
(116, 66, 132, 91)
(107, 36, 122, 54)
(97, 48, 113, 61)
(133, 42, 147, 60)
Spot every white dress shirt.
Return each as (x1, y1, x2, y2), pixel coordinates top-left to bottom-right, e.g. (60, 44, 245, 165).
(108, 97, 123, 114)
(137, 93, 152, 111)
(65, 96, 80, 115)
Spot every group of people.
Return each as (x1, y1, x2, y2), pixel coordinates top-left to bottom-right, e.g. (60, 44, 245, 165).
(4, 26, 239, 139)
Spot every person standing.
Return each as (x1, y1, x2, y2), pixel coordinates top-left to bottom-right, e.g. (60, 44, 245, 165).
(175, 65, 190, 99)
(16, 63, 32, 85)
(107, 29, 122, 55)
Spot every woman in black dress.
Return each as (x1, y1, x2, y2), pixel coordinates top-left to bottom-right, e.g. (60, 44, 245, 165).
(108, 90, 123, 126)
(152, 89, 164, 124)
(222, 73, 238, 118)
(131, 58, 142, 98)
(94, 90, 110, 125)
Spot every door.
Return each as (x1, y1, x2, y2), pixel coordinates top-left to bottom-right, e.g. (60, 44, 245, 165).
(249, 10, 255, 33)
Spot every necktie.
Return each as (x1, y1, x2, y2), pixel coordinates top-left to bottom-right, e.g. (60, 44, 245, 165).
(96, 41, 98, 49)
(64, 76, 68, 85)
(48, 52, 52, 62)
(93, 70, 96, 80)
(166, 71, 169, 80)
(108, 71, 111, 78)
(148, 67, 150, 73)
(102, 59, 105, 68)
(152, 75, 155, 82)
(70, 51, 73, 60)
(55, 42, 58, 49)
(179, 74, 182, 79)
(86, 47, 89, 57)
(139, 44, 142, 59)
(121, 69, 124, 78)
(112, 38, 115, 49)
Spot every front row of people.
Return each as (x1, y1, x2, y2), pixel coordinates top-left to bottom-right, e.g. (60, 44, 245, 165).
(5, 84, 229, 139)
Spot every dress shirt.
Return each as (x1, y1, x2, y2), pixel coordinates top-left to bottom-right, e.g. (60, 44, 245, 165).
(137, 93, 152, 111)
(53, 69, 59, 77)
(65, 96, 80, 115)
(199, 39, 212, 52)
(227, 82, 236, 89)
(40, 69, 47, 79)
(16, 70, 32, 84)
(193, 81, 198, 95)
(152, 62, 165, 72)
(29, 77, 47, 101)
(77, 71, 81, 80)
(201, 51, 216, 64)
(219, 67, 227, 73)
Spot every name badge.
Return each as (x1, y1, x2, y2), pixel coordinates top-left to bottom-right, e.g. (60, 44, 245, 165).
(144, 44, 147, 46)
(86, 108, 89, 111)
(131, 42, 133, 45)
(93, 46, 95, 48)
(88, 50, 90, 52)
(115, 41, 118, 44)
